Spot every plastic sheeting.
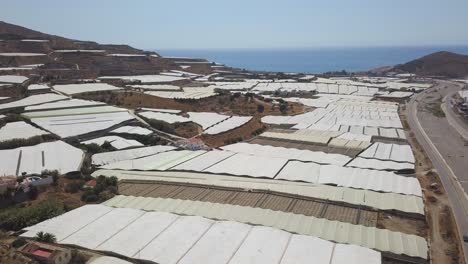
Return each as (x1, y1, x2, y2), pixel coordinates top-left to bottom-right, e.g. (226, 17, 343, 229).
(92, 145, 176, 166)
(92, 169, 425, 215)
(276, 161, 422, 196)
(0, 141, 84, 176)
(30, 111, 135, 138)
(22, 205, 383, 263)
(104, 195, 428, 259)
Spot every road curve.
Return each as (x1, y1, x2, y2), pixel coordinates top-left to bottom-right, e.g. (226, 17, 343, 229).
(406, 81, 468, 262)
(442, 92, 468, 141)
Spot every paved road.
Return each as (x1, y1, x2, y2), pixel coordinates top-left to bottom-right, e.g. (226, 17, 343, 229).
(443, 91, 468, 141)
(406, 80, 468, 262)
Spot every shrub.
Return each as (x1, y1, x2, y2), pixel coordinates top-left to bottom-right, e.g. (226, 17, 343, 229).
(0, 200, 66, 231)
(81, 193, 98, 203)
(28, 186, 39, 200)
(34, 231, 57, 243)
(81, 189, 98, 203)
(81, 143, 105, 154)
(279, 103, 288, 113)
(65, 180, 84, 193)
(70, 249, 88, 264)
(12, 237, 27, 248)
(98, 191, 115, 202)
(256, 104, 265, 113)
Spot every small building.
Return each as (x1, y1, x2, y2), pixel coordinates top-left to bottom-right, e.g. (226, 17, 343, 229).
(177, 138, 208, 150)
(83, 179, 97, 189)
(20, 241, 71, 264)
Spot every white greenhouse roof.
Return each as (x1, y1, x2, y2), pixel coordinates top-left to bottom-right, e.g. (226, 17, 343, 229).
(187, 112, 230, 130)
(347, 157, 414, 171)
(0, 53, 46, 56)
(129, 84, 181, 91)
(53, 83, 122, 95)
(101, 150, 206, 171)
(203, 153, 289, 178)
(0, 93, 68, 110)
(139, 107, 182, 114)
(0, 141, 84, 176)
(54, 49, 105, 53)
(106, 54, 146, 57)
(110, 126, 152, 136)
(262, 101, 403, 129)
(171, 150, 236, 171)
(24, 98, 105, 111)
(22, 105, 127, 118)
(145, 86, 217, 99)
(0, 75, 29, 84)
(99, 74, 188, 83)
(93, 169, 425, 215)
(92, 145, 176, 166)
(88, 256, 132, 264)
(0, 121, 49, 141)
(20, 39, 49, 42)
(82, 136, 143, 150)
(276, 161, 422, 196)
(22, 205, 382, 264)
(359, 143, 415, 163)
(204, 116, 252, 135)
(221, 143, 351, 166)
(27, 84, 50, 90)
(104, 195, 428, 259)
(30, 112, 135, 138)
(138, 111, 190, 124)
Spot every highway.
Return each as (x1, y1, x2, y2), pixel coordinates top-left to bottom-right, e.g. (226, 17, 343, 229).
(406, 80, 468, 262)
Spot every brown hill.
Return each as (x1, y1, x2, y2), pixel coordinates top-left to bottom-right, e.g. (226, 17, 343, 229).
(0, 21, 178, 77)
(394, 51, 468, 78)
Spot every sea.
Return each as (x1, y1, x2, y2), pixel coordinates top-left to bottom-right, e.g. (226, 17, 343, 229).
(158, 46, 468, 74)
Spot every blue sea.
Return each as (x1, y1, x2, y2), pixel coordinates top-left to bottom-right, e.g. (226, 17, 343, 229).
(158, 46, 468, 74)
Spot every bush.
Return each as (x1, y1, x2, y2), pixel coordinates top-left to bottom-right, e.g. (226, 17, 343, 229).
(34, 231, 57, 243)
(81, 193, 98, 203)
(12, 237, 27, 248)
(42, 170, 60, 186)
(81, 188, 99, 203)
(98, 191, 115, 202)
(279, 103, 288, 113)
(256, 104, 265, 113)
(70, 249, 88, 264)
(0, 134, 60, 150)
(28, 186, 39, 200)
(0, 200, 66, 231)
(65, 180, 84, 193)
(81, 143, 105, 154)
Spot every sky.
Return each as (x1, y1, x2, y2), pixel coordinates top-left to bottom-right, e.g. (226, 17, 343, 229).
(1, 0, 468, 50)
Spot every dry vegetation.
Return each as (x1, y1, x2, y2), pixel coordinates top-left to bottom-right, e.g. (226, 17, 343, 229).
(201, 116, 266, 147)
(76, 90, 304, 116)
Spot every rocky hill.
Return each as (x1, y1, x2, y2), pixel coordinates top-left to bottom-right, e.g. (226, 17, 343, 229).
(394, 51, 468, 78)
(0, 21, 218, 78)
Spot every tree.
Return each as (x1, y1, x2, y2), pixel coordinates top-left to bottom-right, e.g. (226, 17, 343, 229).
(34, 231, 57, 243)
(279, 103, 288, 113)
(28, 186, 39, 200)
(256, 104, 265, 113)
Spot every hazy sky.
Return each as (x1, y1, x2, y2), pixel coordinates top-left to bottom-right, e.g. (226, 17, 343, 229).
(2, 0, 468, 50)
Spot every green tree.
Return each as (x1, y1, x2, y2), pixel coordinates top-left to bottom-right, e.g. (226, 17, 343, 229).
(257, 104, 265, 113)
(34, 231, 57, 243)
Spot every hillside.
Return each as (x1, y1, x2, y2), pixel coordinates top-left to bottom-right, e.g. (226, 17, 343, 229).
(0, 21, 187, 78)
(394, 51, 468, 78)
